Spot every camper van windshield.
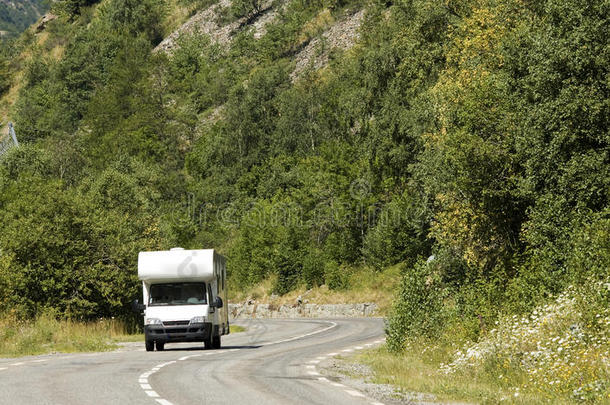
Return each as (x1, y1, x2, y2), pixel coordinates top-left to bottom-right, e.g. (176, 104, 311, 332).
(149, 283, 207, 306)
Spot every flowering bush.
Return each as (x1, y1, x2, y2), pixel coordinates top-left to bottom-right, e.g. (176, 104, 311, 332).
(440, 281, 610, 402)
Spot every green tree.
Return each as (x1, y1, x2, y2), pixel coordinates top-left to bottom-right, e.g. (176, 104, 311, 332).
(231, 0, 264, 19)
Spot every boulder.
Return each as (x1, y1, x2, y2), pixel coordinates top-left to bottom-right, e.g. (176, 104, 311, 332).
(36, 14, 58, 33)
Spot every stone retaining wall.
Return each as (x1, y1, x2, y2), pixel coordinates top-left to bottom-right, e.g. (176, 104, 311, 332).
(228, 302, 378, 319)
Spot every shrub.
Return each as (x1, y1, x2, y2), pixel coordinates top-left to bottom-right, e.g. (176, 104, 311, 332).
(441, 281, 610, 403)
(302, 247, 326, 289)
(386, 260, 446, 352)
(325, 260, 350, 291)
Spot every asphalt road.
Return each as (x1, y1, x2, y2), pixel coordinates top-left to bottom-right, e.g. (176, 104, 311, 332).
(0, 318, 387, 405)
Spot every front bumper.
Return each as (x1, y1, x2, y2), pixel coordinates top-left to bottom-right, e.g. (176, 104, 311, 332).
(145, 322, 212, 343)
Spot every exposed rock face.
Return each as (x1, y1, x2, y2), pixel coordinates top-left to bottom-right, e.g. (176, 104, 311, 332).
(155, 1, 365, 82)
(35, 13, 57, 32)
(290, 9, 365, 82)
(228, 302, 378, 319)
(156, 0, 233, 52)
(155, 0, 278, 54)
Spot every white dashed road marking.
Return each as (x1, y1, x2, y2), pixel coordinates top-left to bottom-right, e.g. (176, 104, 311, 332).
(303, 337, 386, 405)
(139, 320, 338, 405)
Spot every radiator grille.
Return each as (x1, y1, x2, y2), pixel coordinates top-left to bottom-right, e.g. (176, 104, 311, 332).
(162, 320, 190, 326)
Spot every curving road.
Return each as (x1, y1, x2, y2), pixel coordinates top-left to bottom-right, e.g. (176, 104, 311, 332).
(0, 318, 388, 405)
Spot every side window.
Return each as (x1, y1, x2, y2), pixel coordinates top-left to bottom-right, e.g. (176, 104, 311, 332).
(207, 284, 214, 303)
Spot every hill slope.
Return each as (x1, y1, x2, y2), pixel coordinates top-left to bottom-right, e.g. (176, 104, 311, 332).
(0, 0, 47, 37)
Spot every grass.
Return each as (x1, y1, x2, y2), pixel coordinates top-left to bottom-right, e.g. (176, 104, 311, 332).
(229, 264, 403, 316)
(0, 314, 141, 358)
(0, 314, 248, 358)
(352, 284, 610, 405)
(354, 344, 581, 405)
(230, 324, 246, 333)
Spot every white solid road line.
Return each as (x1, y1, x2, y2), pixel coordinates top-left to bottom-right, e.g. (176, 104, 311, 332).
(0, 367, 7, 371)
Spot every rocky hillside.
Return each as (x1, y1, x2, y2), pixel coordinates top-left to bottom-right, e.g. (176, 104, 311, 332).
(0, 0, 47, 37)
(156, 0, 364, 82)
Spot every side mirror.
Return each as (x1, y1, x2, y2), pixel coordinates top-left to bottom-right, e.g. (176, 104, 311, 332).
(215, 297, 223, 309)
(132, 299, 146, 313)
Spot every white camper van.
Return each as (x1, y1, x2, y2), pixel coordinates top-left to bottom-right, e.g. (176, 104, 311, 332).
(134, 248, 229, 352)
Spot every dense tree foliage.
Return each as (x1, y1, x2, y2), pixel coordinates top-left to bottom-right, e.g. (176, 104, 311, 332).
(0, 0, 607, 338)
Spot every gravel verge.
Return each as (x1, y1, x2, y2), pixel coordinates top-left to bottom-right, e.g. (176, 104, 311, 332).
(321, 355, 472, 405)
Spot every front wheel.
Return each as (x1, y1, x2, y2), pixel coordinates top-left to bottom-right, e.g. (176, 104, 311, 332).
(145, 340, 154, 352)
(156, 341, 165, 351)
(212, 335, 221, 349)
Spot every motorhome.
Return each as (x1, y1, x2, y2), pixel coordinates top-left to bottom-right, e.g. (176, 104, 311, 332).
(134, 248, 229, 351)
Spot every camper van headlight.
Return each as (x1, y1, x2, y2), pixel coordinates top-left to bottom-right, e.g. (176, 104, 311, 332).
(145, 317, 162, 325)
(190, 316, 205, 324)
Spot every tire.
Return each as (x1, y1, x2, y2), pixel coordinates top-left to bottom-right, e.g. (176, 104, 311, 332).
(204, 339, 212, 350)
(212, 335, 221, 349)
(156, 341, 165, 351)
(145, 340, 154, 352)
